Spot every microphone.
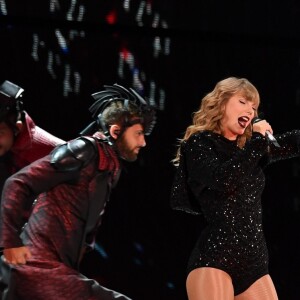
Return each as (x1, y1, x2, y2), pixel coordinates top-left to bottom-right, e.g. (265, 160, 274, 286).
(252, 117, 280, 147)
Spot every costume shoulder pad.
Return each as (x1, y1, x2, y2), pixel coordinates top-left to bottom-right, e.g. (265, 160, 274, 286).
(51, 136, 97, 172)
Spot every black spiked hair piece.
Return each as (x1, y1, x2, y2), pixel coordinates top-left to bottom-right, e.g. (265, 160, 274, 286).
(80, 84, 156, 145)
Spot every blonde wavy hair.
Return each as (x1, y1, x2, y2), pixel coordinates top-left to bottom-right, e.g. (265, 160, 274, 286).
(173, 77, 260, 165)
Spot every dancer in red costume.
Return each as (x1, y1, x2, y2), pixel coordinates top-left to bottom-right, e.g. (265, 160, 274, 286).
(0, 80, 64, 195)
(0, 84, 156, 299)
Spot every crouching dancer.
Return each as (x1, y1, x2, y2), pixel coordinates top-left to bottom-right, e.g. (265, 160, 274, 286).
(0, 84, 156, 300)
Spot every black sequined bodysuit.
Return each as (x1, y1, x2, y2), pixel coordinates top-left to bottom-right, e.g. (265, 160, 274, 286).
(171, 130, 300, 295)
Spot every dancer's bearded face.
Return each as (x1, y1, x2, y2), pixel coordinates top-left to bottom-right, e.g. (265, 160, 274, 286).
(115, 124, 146, 162)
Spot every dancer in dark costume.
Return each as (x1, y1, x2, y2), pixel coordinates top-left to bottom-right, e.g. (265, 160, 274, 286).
(0, 80, 64, 195)
(171, 77, 300, 300)
(0, 84, 156, 299)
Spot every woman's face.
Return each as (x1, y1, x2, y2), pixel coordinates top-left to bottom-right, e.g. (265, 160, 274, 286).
(220, 93, 257, 140)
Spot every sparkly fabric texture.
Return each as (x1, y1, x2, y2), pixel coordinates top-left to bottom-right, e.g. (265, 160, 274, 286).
(0, 138, 129, 299)
(171, 130, 300, 295)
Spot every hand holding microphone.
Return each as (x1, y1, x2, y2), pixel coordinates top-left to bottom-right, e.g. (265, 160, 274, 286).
(252, 117, 280, 147)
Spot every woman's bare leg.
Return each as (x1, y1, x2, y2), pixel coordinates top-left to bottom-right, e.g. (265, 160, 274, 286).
(186, 267, 234, 300)
(234, 275, 278, 300)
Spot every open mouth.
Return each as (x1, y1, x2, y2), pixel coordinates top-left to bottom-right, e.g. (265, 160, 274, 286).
(238, 116, 250, 128)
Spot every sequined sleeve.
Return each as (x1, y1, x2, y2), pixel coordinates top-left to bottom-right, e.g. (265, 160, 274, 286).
(171, 131, 269, 214)
(185, 132, 268, 193)
(267, 130, 300, 163)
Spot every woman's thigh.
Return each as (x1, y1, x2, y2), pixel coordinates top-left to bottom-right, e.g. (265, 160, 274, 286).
(186, 267, 234, 300)
(234, 275, 278, 300)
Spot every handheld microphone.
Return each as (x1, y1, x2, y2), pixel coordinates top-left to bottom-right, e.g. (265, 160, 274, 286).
(252, 117, 280, 147)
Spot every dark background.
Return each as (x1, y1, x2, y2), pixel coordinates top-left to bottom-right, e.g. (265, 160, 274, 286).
(1, 1, 300, 299)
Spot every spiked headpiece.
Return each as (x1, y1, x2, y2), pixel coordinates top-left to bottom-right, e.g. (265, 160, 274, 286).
(80, 84, 156, 145)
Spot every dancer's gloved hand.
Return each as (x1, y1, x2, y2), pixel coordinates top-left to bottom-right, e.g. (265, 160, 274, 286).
(3, 246, 32, 265)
